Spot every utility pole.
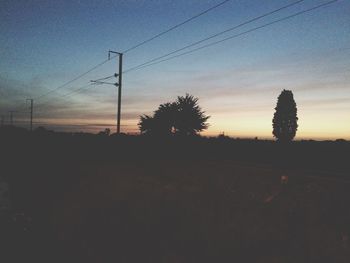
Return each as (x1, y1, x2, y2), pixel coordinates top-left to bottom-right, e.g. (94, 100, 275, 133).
(26, 99, 34, 131)
(108, 50, 123, 134)
(91, 51, 123, 134)
(8, 111, 14, 126)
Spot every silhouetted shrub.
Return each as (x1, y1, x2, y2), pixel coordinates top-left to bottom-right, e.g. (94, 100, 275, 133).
(98, 128, 110, 136)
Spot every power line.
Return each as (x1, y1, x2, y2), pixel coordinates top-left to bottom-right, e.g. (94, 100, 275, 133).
(31, 73, 116, 114)
(35, 0, 305, 102)
(122, 0, 232, 53)
(34, 58, 111, 101)
(34, 75, 118, 113)
(18, 1, 232, 106)
(39, 0, 338, 103)
(59, 83, 95, 98)
(12, 60, 111, 114)
(34, 81, 116, 114)
(19, 0, 339, 128)
(124, 0, 339, 73)
(124, 0, 305, 73)
(34, 83, 94, 112)
(91, 74, 116, 82)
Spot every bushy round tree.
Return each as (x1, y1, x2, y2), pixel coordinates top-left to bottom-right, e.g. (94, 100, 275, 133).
(175, 94, 209, 136)
(139, 102, 176, 136)
(272, 89, 298, 142)
(138, 94, 209, 136)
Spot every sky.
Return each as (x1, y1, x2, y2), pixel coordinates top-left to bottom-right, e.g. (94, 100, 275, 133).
(0, 0, 349, 139)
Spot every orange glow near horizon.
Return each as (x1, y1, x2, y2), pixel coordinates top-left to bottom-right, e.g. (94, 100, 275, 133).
(2, 0, 349, 142)
(23, 74, 349, 140)
(34, 110, 350, 140)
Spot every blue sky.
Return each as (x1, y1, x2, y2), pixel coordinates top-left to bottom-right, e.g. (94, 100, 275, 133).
(1, 0, 349, 138)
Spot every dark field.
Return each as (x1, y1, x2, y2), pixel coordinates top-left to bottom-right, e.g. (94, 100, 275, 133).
(1, 128, 350, 262)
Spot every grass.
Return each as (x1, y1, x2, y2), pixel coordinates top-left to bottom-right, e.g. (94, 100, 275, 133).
(47, 160, 350, 262)
(1, 130, 349, 262)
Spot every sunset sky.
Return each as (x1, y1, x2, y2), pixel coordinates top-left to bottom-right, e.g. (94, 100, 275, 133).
(1, 0, 349, 139)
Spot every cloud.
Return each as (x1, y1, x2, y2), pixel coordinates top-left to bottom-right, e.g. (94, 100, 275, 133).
(301, 97, 350, 105)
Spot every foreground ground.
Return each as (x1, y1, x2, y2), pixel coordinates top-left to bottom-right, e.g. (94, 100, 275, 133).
(1, 129, 350, 262)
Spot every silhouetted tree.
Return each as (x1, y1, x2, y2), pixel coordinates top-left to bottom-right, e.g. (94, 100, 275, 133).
(153, 102, 178, 135)
(139, 115, 154, 135)
(175, 94, 209, 136)
(138, 94, 209, 136)
(139, 102, 177, 136)
(272, 89, 298, 142)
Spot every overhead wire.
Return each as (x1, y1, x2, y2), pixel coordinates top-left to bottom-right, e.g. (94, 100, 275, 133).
(91, 74, 116, 82)
(122, 0, 232, 53)
(49, 0, 307, 102)
(17, 0, 233, 107)
(11, 59, 111, 114)
(33, 58, 111, 101)
(123, 0, 340, 74)
(34, 83, 95, 113)
(123, 0, 305, 73)
(39, 0, 339, 103)
(9, 0, 340, 130)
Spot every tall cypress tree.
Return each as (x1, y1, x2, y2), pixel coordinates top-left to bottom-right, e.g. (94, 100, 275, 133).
(272, 89, 298, 142)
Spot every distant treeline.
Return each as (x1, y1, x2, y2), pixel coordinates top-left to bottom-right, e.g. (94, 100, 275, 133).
(1, 125, 349, 174)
